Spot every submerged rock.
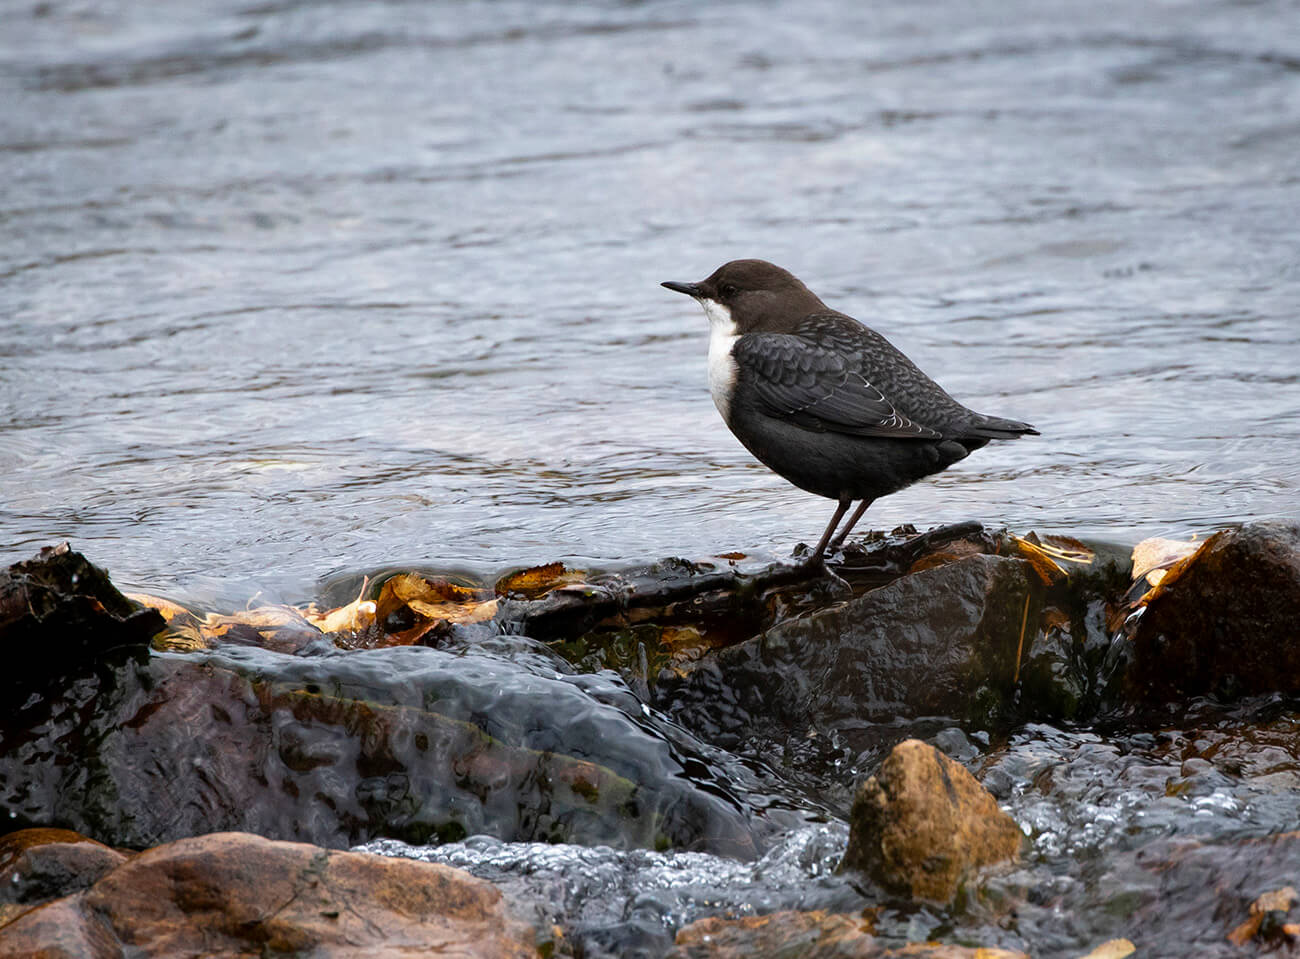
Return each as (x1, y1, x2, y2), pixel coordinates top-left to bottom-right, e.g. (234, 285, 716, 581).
(840, 739, 1022, 904)
(1127, 522, 1300, 702)
(0, 643, 777, 858)
(1097, 830, 1300, 954)
(0, 831, 536, 958)
(669, 910, 1028, 958)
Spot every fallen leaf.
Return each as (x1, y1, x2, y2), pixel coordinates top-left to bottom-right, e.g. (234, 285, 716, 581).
(382, 573, 497, 624)
(124, 592, 193, 623)
(1075, 939, 1135, 959)
(304, 598, 378, 635)
(1131, 536, 1200, 586)
(495, 562, 589, 599)
(1227, 885, 1298, 946)
(1254, 886, 1298, 913)
(1008, 535, 1091, 584)
(1033, 535, 1097, 565)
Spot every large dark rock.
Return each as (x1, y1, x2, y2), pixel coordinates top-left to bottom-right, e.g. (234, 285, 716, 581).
(1127, 522, 1300, 702)
(0, 831, 536, 958)
(657, 554, 1041, 748)
(0, 543, 163, 696)
(839, 739, 1022, 904)
(0, 644, 783, 858)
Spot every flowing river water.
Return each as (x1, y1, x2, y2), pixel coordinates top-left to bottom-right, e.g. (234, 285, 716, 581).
(3, 0, 1298, 606)
(3, 2, 1300, 956)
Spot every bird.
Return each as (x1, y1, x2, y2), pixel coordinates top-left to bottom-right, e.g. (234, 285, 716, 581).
(661, 259, 1038, 563)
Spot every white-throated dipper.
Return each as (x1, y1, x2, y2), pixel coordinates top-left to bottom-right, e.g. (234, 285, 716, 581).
(662, 259, 1038, 563)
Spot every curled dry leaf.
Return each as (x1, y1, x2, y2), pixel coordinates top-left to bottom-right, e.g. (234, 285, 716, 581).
(1128, 535, 1196, 587)
(316, 573, 499, 647)
(495, 562, 589, 600)
(124, 592, 192, 623)
(302, 598, 378, 635)
(1131, 536, 1201, 587)
(380, 573, 497, 624)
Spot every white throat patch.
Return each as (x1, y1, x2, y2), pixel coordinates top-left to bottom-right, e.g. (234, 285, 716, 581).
(701, 298, 739, 422)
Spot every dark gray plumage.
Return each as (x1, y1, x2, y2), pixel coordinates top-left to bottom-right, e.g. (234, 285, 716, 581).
(662, 259, 1038, 562)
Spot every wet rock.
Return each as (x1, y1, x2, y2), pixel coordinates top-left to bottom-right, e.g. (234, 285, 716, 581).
(1116, 831, 1300, 954)
(0, 828, 128, 927)
(840, 739, 1022, 904)
(657, 554, 1041, 750)
(0, 831, 535, 957)
(495, 553, 814, 644)
(1017, 620, 1086, 721)
(669, 910, 1028, 958)
(0, 644, 777, 858)
(0, 543, 164, 691)
(1127, 522, 1300, 701)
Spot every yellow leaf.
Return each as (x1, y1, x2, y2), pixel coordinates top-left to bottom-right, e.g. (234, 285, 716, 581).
(1075, 939, 1135, 959)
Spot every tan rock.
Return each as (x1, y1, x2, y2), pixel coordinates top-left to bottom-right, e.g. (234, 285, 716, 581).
(0, 828, 128, 928)
(839, 739, 1022, 903)
(0, 831, 535, 958)
(669, 910, 1027, 958)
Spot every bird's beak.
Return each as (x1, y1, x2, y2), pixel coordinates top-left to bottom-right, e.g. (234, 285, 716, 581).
(661, 280, 702, 298)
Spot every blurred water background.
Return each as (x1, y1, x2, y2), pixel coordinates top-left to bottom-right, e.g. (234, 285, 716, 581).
(2, 0, 1298, 605)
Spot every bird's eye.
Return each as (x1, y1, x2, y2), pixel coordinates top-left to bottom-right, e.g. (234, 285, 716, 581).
(720, 283, 738, 298)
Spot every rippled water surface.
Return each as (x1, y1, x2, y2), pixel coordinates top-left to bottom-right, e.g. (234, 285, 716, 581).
(3, 0, 1298, 604)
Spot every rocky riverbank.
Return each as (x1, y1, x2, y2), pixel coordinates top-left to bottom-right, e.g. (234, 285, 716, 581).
(2, 523, 1298, 956)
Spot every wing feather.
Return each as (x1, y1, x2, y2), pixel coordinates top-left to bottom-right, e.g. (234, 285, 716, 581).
(734, 332, 943, 440)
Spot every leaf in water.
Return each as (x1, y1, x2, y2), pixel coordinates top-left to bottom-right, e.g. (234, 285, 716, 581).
(1131, 536, 1201, 586)
(303, 598, 378, 635)
(310, 573, 501, 647)
(495, 562, 589, 599)
(127, 592, 209, 652)
(382, 573, 497, 624)
(1226, 885, 1298, 946)
(124, 592, 193, 623)
(1076, 940, 1135, 959)
(196, 606, 324, 652)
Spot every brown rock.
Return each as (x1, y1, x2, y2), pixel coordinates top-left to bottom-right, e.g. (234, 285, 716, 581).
(669, 910, 1028, 958)
(840, 739, 1022, 903)
(0, 828, 128, 924)
(0, 831, 535, 957)
(1129, 522, 1300, 700)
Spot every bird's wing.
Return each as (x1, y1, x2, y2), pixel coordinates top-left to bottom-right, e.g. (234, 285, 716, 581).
(734, 332, 943, 439)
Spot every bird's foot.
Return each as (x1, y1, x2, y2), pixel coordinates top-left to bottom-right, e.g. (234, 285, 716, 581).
(818, 562, 853, 597)
(792, 546, 853, 594)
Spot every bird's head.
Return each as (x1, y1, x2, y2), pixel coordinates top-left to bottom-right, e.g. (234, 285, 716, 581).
(662, 259, 828, 334)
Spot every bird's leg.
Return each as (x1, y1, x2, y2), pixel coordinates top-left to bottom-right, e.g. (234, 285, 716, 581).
(807, 497, 852, 563)
(828, 498, 873, 551)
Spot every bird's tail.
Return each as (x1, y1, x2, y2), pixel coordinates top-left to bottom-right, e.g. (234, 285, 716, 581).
(959, 413, 1039, 440)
